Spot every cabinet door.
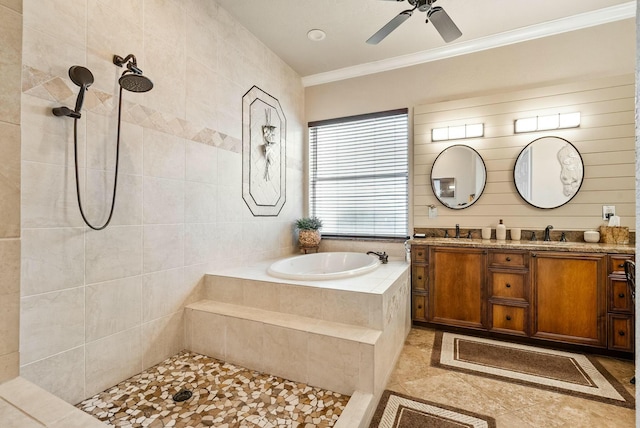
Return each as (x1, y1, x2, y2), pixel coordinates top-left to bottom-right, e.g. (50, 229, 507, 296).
(429, 247, 486, 329)
(532, 252, 607, 347)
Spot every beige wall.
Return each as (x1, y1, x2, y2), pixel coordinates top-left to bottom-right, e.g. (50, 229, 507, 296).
(413, 75, 635, 230)
(305, 19, 635, 233)
(0, 0, 21, 384)
(20, 0, 304, 404)
(305, 20, 635, 120)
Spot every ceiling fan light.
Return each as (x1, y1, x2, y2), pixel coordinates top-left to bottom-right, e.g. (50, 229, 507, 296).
(428, 6, 462, 43)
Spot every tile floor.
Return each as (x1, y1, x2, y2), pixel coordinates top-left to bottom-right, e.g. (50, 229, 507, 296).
(385, 327, 636, 428)
(77, 351, 349, 428)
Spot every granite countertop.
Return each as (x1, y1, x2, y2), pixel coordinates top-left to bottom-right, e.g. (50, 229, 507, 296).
(409, 238, 635, 255)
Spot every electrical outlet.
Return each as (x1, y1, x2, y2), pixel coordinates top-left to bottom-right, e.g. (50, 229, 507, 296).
(428, 205, 437, 219)
(602, 205, 615, 220)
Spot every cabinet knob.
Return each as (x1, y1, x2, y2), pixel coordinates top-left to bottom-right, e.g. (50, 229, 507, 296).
(506, 283, 511, 288)
(417, 305, 422, 309)
(417, 276, 422, 280)
(532, 253, 537, 258)
(506, 315, 512, 321)
(619, 263, 625, 268)
(506, 257, 511, 262)
(418, 252, 423, 256)
(619, 330, 626, 336)
(619, 293, 625, 298)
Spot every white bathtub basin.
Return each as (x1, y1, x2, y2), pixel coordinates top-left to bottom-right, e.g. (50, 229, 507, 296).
(267, 252, 380, 280)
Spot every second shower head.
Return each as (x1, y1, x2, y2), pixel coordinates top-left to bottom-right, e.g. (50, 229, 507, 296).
(113, 54, 153, 93)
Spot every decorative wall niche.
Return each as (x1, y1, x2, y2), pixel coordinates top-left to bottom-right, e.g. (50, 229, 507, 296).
(242, 86, 287, 216)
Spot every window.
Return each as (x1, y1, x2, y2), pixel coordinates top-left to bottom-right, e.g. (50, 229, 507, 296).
(308, 109, 409, 239)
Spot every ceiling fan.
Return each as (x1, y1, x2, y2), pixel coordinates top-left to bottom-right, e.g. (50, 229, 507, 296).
(367, 0, 462, 45)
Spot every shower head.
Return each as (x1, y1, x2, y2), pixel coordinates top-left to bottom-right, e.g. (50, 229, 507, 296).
(68, 65, 94, 113)
(113, 53, 153, 93)
(69, 65, 94, 88)
(119, 71, 153, 93)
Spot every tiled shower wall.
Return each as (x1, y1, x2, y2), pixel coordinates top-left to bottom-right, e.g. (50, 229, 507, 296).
(20, 0, 304, 404)
(0, 0, 22, 385)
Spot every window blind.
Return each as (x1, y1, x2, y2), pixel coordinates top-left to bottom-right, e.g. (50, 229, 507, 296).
(308, 108, 409, 239)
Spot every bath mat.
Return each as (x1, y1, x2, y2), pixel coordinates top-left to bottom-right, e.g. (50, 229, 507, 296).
(431, 331, 635, 408)
(370, 390, 496, 428)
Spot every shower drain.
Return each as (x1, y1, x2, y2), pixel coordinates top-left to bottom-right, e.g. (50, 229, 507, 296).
(172, 389, 193, 402)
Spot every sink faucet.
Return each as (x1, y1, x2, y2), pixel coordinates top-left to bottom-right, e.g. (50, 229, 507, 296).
(544, 225, 554, 242)
(455, 224, 460, 239)
(367, 251, 388, 264)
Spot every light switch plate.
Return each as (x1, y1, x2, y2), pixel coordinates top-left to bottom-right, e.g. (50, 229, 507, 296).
(428, 206, 437, 219)
(602, 205, 615, 220)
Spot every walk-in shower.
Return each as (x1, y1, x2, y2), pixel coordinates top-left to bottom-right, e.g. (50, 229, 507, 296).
(52, 54, 153, 230)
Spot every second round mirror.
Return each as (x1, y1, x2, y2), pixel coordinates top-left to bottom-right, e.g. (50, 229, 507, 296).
(513, 136, 584, 209)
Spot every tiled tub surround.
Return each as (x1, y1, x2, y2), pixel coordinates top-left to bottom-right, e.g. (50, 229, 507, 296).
(187, 258, 411, 427)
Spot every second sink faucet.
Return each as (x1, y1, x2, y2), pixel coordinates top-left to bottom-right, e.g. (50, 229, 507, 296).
(544, 225, 554, 242)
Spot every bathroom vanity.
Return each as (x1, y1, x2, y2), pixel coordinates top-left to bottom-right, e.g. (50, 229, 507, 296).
(411, 239, 635, 353)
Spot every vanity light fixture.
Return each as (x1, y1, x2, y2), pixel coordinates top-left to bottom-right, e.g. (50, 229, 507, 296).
(514, 112, 580, 133)
(431, 123, 484, 142)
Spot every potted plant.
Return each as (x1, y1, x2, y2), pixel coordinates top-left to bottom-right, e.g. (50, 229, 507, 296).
(296, 216, 323, 248)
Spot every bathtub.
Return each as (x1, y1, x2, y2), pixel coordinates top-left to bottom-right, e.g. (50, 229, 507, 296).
(267, 252, 380, 280)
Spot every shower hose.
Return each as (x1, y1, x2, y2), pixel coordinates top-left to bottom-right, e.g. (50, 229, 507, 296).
(72, 86, 124, 230)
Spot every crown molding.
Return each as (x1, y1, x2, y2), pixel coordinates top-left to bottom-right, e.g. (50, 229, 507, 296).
(302, 1, 636, 87)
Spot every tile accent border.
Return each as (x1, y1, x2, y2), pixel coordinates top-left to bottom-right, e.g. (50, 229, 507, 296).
(23, 64, 243, 153)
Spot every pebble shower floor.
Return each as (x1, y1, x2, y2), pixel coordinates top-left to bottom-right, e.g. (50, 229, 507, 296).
(77, 351, 349, 427)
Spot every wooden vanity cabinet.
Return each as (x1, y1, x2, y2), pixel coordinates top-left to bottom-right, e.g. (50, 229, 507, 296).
(531, 252, 607, 347)
(411, 243, 634, 353)
(429, 246, 487, 330)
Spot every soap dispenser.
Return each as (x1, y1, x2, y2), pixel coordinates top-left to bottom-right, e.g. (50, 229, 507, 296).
(496, 219, 506, 241)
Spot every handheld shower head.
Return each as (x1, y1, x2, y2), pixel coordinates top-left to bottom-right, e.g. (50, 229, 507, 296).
(68, 66, 94, 113)
(51, 65, 95, 118)
(69, 65, 94, 87)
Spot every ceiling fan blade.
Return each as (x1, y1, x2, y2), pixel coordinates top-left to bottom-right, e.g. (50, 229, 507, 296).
(427, 6, 462, 43)
(366, 10, 413, 45)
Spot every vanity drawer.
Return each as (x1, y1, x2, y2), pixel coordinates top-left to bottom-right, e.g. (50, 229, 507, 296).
(412, 293, 428, 321)
(489, 251, 527, 269)
(608, 314, 634, 352)
(609, 255, 633, 276)
(412, 265, 428, 291)
(608, 278, 633, 313)
(490, 304, 527, 335)
(412, 246, 428, 263)
(490, 272, 527, 300)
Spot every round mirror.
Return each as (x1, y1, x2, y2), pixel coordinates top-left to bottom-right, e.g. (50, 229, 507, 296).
(513, 136, 584, 209)
(431, 145, 487, 209)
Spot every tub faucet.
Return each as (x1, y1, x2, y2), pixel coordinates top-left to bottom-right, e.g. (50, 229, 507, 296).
(367, 251, 388, 264)
(544, 225, 554, 242)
